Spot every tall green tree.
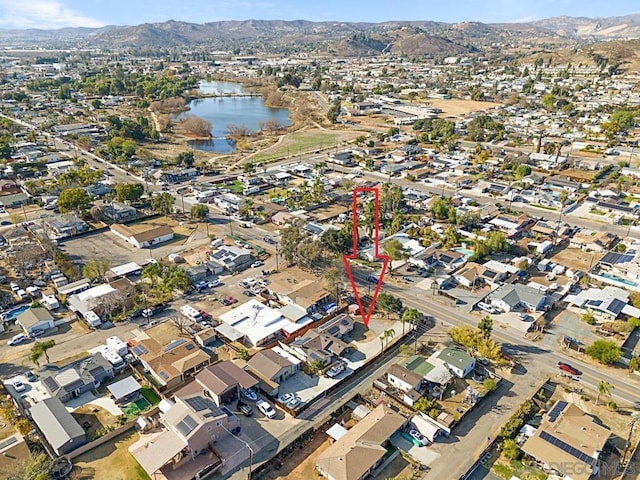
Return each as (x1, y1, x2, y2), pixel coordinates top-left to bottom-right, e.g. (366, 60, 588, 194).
(82, 258, 110, 282)
(151, 192, 175, 215)
(58, 187, 91, 213)
(596, 380, 613, 406)
(115, 183, 144, 203)
(478, 315, 493, 340)
(384, 239, 411, 272)
(190, 204, 209, 220)
(585, 340, 621, 365)
(401, 307, 421, 334)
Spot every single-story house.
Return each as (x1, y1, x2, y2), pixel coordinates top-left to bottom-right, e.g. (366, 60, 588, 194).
(454, 262, 486, 288)
(40, 353, 114, 402)
(387, 364, 423, 392)
(521, 401, 610, 480)
(488, 284, 548, 313)
(16, 307, 55, 335)
(30, 397, 86, 455)
(435, 348, 476, 378)
(567, 286, 640, 320)
(315, 404, 406, 480)
(110, 224, 174, 248)
(569, 231, 617, 252)
(210, 246, 253, 273)
(102, 202, 137, 223)
(247, 349, 299, 384)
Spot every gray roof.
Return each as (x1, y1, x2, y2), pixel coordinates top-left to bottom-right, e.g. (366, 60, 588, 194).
(30, 397, 85, 450)
(40, 353, 113, 397)
(489, 284, 547, 309)
(107, 376, 141, 401)
(17, 308, 53, 329)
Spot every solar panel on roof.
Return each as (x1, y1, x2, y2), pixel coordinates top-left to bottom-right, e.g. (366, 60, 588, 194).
(539, 430, 594, 464)
(185, 397, 208, 412)
(159, 371, 169, 380)
(131, 345, 148, 356)
(548, 401, 568, 422)
(609, 298, 626, 315)
(43, 376, 59, 391)
(0, 436, 18, 450)
(163, 338, 187, 352)
(186, 343, 195, 350)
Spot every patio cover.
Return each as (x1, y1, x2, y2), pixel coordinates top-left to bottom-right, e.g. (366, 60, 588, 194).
(215, 323, 244, 342)
(107, 376, 141, 401)
(326, 423, 348, 441)
(131, 430, 187, 475)
(411, 413, 441, 442)
(424, 363, 453, 386)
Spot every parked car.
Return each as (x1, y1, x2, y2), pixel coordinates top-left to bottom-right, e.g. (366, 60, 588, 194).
(237, 402, 253, 417)
(558, 362, 580, 376)
(278, 393, 295, 404)
(519, 312, 530, 321)
(225, 295, 237, 305)
(243, 290, 255, 297)
(208, 280, 221, 288)
(25, 370, 37, 382)
(477, 302, 499, 314)
(287, 397, 301, 409)
(13, 380, 25, 393)
(409, 429, 429, 446)
(325, 362, 347, 378)
(263, 236, 276, 245)
(8, 334, 27, 346)
(29, 329, 45, 338)
(251, 261, 264, 268)
(257, 400, 276, 419)
(194, 280, 209, 292)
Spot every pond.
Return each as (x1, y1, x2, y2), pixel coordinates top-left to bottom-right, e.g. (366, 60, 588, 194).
(180, 81, 291, 154)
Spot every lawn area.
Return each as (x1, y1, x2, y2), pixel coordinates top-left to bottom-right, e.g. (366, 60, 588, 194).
(250, 129, 359, 164)
(140, 387, 161, 405)
(121, 397, 151, 418)
(71, 430, 150, 480)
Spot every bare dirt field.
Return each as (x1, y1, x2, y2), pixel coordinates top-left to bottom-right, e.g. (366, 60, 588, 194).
(71, 430, 150, 480)
(425, 99, 503, 118)
(263, 435, 332, 480)
(72, 405, 117, 441)
(558, 168, 599, 182)
(549, 246, 603, 273)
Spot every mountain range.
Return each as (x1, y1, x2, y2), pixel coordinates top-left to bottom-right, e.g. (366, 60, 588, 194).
(0, 14, 640, 56)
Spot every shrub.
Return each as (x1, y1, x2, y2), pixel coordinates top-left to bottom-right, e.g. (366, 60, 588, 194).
(585, 340, 622, 365)
(582, 312, 596, 325)
(607, 401, 618, 411)
(502, 439, 521, 460)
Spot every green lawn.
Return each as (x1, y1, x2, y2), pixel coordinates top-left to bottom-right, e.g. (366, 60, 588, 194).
(251, 130, 353, 164)
(122, 397, 151, 418)
(140, 387, 161, 405)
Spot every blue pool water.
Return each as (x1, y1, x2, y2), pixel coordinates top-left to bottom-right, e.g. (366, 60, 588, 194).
(454, 247, 475, 257)
(599, 272, 639, 288)
(2, 304, 30, 322)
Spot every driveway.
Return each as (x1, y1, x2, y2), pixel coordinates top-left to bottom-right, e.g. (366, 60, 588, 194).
(390, 431, 441, 467)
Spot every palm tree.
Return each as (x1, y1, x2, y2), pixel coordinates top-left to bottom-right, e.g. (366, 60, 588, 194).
(596, 380, 613, 406)
(38, 340, 55, 363)
(401, 308, 421, 335)
(383, 328, 396, 351)
(379, 335, 386, 353)
(30, 349, 42, 367)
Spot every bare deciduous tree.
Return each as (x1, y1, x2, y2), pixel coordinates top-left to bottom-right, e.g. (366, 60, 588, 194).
(178, 115, 212, 138)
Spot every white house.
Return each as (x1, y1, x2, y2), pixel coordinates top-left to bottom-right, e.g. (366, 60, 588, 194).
(434, 347, 476, 378)
(110, 224, 174, 248)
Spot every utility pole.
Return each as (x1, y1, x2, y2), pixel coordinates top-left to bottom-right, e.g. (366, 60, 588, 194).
(274, 242, 279, 271)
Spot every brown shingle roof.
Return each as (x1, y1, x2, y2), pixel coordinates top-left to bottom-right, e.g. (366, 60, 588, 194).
(316, 404, 405, 480)
(195, 360, 258, 395)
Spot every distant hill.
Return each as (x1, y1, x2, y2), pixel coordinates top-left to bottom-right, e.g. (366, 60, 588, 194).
(0, 14, 639, 53)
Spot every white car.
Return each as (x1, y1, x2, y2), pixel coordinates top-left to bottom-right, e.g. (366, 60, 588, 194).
(257, 400, 276, 419)
(477, 302, 499, 314)
(409, 429, 429, 446)
(208, 280, 221, 288)
(251, 261, 263, 268)
(8, 334, 27, 346)
(13, 380, 25, 393)
(278, 393, 295, 404)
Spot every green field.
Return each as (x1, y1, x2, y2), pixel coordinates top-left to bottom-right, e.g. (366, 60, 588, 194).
(251, 130, 356, 164)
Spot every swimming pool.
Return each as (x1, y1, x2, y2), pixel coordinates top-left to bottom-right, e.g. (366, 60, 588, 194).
(598, 272, 639, 288)
(454, 247, 475, 257)
(1, 304, 30, 322)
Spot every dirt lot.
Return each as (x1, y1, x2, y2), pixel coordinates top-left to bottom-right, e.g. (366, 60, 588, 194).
(145, 320, 185, 346)
(71, 430, 149, 480)
(71, 405, 117, 441)
(425, 99, 503, 118)
(549, 246, 603, 273)
(558, 168, 599, 182)
(263, 434, 332, 480)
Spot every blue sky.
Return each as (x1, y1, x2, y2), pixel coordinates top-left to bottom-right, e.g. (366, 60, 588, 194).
(0, 0, 638, 29)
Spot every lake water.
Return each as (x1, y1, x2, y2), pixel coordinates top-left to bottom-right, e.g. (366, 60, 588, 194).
(181, 81, 291, 154)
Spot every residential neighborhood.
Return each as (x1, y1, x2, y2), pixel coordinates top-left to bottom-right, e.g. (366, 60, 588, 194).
(1, 5, 640, 480)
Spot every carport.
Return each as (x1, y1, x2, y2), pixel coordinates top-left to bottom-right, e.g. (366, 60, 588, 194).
(215, 323, 244, 343)
(107, 376, 141, 404)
